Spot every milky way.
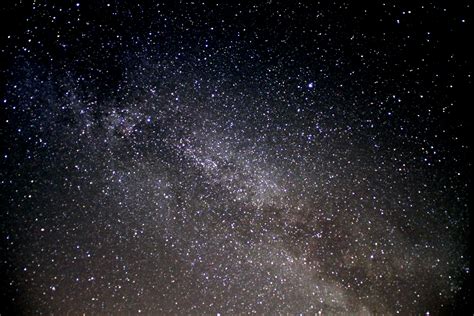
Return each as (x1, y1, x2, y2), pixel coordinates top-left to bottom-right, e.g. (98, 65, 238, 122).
(0, 1, 471, 314)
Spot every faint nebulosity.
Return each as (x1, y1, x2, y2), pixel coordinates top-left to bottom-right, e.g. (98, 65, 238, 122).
(0, 1, 471, 314)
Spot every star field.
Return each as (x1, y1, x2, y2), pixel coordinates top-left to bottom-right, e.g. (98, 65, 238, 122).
(0, 1, 471, 314)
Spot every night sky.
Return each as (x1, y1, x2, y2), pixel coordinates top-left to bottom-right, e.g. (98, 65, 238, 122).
(0, 1, 472, 314)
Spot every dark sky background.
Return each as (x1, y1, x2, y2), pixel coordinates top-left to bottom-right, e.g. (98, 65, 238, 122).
(0, 0, 472, 314)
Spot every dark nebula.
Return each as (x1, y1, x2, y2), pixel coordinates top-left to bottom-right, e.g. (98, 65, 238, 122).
(0, 1, 471, 314)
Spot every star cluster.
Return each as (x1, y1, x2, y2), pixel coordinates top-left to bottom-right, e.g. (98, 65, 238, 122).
(0, 1, 471, 314)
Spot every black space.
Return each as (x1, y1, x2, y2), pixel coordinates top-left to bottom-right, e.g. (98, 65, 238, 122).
(0, 1, 472, 314)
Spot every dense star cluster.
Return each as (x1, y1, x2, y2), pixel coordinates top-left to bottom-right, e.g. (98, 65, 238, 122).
(0, 1, 471, 314)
